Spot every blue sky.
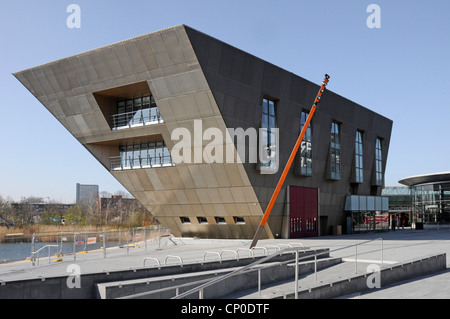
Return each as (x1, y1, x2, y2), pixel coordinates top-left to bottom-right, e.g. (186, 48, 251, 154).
(1, 1, 449, 203)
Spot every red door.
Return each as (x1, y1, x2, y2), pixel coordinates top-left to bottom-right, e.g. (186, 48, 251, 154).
(289, 186, 318, 238)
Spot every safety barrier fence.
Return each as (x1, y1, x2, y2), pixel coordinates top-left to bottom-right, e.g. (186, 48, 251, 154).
(29, 225, 171, 266)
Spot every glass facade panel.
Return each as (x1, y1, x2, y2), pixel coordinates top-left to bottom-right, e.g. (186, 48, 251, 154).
(367, 196, 375, 210)
(269, 115, 276, 129)
(269, 100, 275, 115)
(261, 131, 268, 148)
(262, 114, 268, 129)
(126, 145, 133, 168)
(359, 196, 367, 211)
(262, 98, 268, 114)
(155, 142, 163, 166)
(150, 107, 159, 122)
(126, 100, 133, 113)
(133, 144, 140, 168)
(412, 183, 450, 224)
(118, 101, 125, 114)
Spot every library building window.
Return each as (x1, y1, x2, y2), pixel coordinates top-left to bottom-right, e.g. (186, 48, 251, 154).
(260, 98, 278, 171)
(300, 111, 313, 175)
(330, 122, 341, 180)
(375, 138, 383, 186)
(355, 130, 364, 183)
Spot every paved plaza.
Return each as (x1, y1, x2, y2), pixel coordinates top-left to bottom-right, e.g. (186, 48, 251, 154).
(1, 229, 450, 298)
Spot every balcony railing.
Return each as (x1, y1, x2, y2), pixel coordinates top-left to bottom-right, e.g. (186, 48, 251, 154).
(111, 108, 163, 130)
(110, 155, 175, 171)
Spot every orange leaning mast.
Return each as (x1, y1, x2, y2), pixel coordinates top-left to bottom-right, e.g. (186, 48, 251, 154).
(250, 74, 330, 249)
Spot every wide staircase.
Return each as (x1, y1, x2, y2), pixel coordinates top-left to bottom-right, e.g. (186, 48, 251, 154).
(96, 238, 446, 299)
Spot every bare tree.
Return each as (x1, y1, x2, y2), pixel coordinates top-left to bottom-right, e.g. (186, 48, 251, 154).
(99, 191, 112, 198)
(115, 190, 133, 199)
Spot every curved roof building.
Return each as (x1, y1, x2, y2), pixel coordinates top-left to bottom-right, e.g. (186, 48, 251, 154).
(399, 172, 450, 224)
(399, 172, 450, 187)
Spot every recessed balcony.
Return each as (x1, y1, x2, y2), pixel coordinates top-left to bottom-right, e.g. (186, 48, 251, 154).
(93, 81, 165, 131)
(110, 141, 174, 171)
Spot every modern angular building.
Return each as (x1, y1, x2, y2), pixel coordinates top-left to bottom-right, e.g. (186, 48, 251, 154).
(14, 25, 393, 239)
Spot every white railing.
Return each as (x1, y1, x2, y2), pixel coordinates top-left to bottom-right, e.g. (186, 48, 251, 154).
(111, 108, 163, 130)
(110, 155, 175, 171)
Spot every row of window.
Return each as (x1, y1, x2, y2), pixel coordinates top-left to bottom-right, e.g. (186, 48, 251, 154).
(261, 98, 384, 185)
(108, 95, 383, 185)
(117, 96, 156, 113)
(180, 216, 246, 224)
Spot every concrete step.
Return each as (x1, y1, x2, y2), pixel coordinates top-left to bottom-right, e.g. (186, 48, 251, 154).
(97, 266, 236, 299)
(232, 253, 446, 299)
(96, 254, 341, 299)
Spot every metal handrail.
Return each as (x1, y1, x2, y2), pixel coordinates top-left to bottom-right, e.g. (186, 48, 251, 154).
(173, 246, 305, 299)
(31, 245, 59, 265)
(33, 245, 59, 255)
(236, 248, 254, 258)
(110, 155, 175, 171)
(116, 238, 383, 299)
(164, 255, 183, 267)
(252, 246, 269, 255)
(203, 251, 221, 263)
(265, 245, 281, 253)
(220, 250, 239, 261)
(28, 226, 172, 266)
(117, 276, 217, 299)
(111, 108, 163, 130)
(173, 237, 384, 299)
(143, 257, 161, 268)
(119, 259, 285, 300)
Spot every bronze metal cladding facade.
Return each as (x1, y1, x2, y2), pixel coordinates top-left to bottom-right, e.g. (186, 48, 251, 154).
(14, 25, 393, 239)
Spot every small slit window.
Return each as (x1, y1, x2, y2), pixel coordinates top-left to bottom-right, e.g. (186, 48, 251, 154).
(215, 217, 227, 224)
(180, 217, 191, 224)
